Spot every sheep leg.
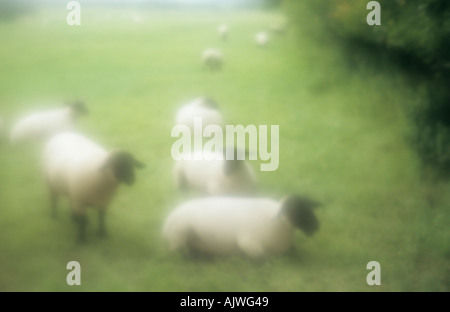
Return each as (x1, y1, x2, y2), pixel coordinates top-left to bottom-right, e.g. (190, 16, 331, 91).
(75, 214, 88, 243)
(72, 204, 88, 243)
(98, 209, 107, 238)
(176, 171, 188, 191)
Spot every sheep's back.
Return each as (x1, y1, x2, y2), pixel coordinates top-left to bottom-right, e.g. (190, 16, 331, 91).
(11, 108, 74, 142)
(164, 197, 282, 255)
(175, 105, 223, 130)
(43, 132, 108, 196)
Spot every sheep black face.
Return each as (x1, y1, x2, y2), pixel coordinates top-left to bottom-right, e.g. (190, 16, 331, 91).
(224, 159, 243, 176)
(281, 196, 320, 236)
(105, 151, 145, 185)
(200, 97, 219, 109)
(68, 100, 89, 117)
(223, 148, 246, 176)
(223, 148, 249, 176)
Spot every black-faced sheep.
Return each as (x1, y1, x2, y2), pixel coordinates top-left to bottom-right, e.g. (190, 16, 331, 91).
(163, 195, 320, 259)
(175, 97, 224, 132)
(202, 48, 223, 71)
(218, 24, 229, 41)
(173, 150, 257, 196)
(255, 31, 269, 48)
(10, 101, 88, 144)
(43, 132, 144, 242)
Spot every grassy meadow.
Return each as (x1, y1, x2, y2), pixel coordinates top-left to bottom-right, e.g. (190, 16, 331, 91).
(0, 6, 449, 292)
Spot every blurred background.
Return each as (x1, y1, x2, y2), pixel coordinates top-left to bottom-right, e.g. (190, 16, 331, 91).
(0, 0, 448, 291)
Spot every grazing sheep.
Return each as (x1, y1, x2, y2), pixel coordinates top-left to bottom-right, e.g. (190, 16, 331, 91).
(255, 31, 269, 47)
(131, 12, 144, 24)
(173, 150, 257, 196)
(175, 97, 224, 132)
(163, 195, 320, 259)
(202, 48, 223, 71)
(218, 24, 229, 41)
(10, 101, 88, 144)
(270, 23, 286, 36)
(43, 132, 144, 242)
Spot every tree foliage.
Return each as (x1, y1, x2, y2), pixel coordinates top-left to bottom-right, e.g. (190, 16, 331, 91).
(284, 0, 450, 177)
(0, 0, 35, 20)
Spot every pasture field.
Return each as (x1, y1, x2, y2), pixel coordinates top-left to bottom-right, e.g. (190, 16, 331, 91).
(0, 7, 448, 292)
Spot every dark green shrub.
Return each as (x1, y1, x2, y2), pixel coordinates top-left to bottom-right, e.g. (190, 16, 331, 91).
(283, 0, 450, 178)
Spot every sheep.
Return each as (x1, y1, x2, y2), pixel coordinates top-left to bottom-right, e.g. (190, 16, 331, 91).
(255, 31, 269, 48)
(202, 48, 223, 71)
(175, 97, 224, 132)
(173, 149, 257, 196)
(43, 131, 144, 242)
(10, 101, 88, 144)
(269, 23, 286, 36)
(162, 195, 320, 259)
(217, 24, 229, 41)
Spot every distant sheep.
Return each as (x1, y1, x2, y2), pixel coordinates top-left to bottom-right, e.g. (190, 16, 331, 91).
(10, 101, 88, 144)
(175, 97, 224, 132)
(43, 132, 144, 242)
(270, 23, 286, 36)
(255, 31, 269, 47)
(163, 195, 320, 259)
(202, 48, 223, 71)
(218, 24, 229, 40)
(173, 150, 257, 195)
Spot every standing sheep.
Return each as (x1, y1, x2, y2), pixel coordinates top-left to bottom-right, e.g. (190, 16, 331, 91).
(43, 132, 144, 242)
(173, 150, 257, 196)
(202, 48, 223, 71)
(175, 97, 224, 132)
(10, 101, 88, 144)
(255, 31, 269, 48)
(218, 24, 229, 41)
(163, 195, 320, 259)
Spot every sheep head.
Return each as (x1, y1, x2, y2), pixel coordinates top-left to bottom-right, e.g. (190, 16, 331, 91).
(280, 195, 320, 236)
(103, 150, 145, 185)
(198, 97, 219, 110)
(223, 147, 249, 176)
(67, 100, 89, 117)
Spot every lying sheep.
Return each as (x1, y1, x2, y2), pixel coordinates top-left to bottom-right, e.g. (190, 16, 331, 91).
(218, 24, 229, 41)
(173, 150, 257, 195)
(255, 31, 269, 48)
(175, 97, 224, 132)
(202, 48, 223, 71)
(163, 195, 320, 259)
(10, 101, 88, 144)
(43, 132, 144, 242)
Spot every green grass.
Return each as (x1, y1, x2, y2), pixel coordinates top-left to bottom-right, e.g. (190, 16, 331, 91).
(0, 7, 449, 292)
